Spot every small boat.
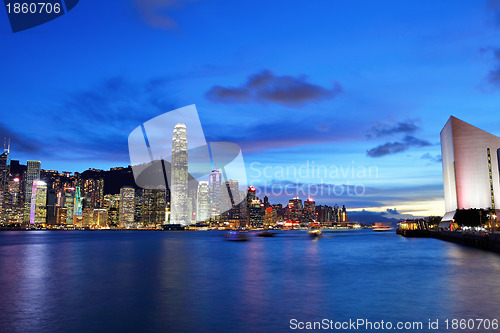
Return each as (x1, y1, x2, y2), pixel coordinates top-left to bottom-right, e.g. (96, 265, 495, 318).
(257, 230, 276, 237)
(224, 231, 249, 241)
(372, 226, 395, 232)
(307, 229, 322, 238)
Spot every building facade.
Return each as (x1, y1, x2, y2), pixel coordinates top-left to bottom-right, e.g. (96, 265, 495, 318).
(170, 123, 189, 225)
(440, 116, 500, 222)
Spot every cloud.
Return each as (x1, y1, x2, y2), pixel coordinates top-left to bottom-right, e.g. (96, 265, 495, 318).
(34, 76, 178, 162)
(205, 70, 343, 107)
(421, 153, 442, 163)
(366, 135, 431, 158)
(486, 49, 500, 86)
(133, 0, 196, 30)
(249, 179, 443, 210)
(385, 208, 399, 215)
(0, 123, 40, 154)
(204, 117, 363, 154)
(368, 119, 419, 138)
(488, 0, 500, 26)
(483, 2, 500, 87)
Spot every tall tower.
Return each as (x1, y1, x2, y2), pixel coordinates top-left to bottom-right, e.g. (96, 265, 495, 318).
(0, 139, 9, 191)
(24, 160, 41, 223)
(0, 141, 10, 224)
(197, 181, 210, 222)
(209, 169, 222, 220)
(171, 123, 189, 225)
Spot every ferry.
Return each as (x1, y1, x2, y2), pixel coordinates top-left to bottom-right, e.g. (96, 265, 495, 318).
(224, 231, 249, 241)
(257, 230, 276, 237)
(372, 225, 395, 232)
(307, 229, 322, 238)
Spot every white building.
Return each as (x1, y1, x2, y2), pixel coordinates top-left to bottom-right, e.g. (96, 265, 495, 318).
(197, 181, 210, 222)
(170, 123, 189, 225)
(440, 116, 500, 222)
(209, 169, 222, 220)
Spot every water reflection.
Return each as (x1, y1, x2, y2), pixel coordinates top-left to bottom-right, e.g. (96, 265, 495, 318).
(1, 231, 500, 332)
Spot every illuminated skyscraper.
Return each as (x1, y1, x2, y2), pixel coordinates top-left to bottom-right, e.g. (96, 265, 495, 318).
(142, 189, 167, 226)
(288, 198, 303, 221)
(83, 178, 104, 208)
(24, 160, 41, 223)
(93, 209, 108, 227)
(209, 169, 222, 220)
(0, 146, 10, 224)
(171, 123, 189, 225)
(119, 186, 135, 227)
(196, 181, 210, 222)
(441, 116, 500, 223)
(304, 198, 316, 222)
(73, 186, 83, 226)
(62, 187, 75, 225)
(34, 180, 47, 224)
(0, 142, 9, 192)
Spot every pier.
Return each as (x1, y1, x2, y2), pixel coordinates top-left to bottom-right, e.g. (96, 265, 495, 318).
(397, 228, 500, 253)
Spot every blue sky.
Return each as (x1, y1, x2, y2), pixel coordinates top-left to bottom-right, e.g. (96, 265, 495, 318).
(1, 0, 500, 218)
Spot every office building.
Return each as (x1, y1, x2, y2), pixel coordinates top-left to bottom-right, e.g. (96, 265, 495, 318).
(209, 169, 222, 220)
(197, 181, 210, 222)
(119, 186, 135, 227)
(170, 123, 189, 225)
(24, 160, 41, 223)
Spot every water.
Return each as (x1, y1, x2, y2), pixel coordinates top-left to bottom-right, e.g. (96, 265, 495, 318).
(1, 230, 500, 332)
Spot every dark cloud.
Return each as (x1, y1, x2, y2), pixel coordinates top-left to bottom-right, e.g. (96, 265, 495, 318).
(368, 119, 419, 138)
(205, 70, 343, 107)
(385, 208, 399, 215)
(366, 135, 431, 158)
(205, 118, 363, 154)
(488, 0, 500, 26)
(0, 123, 40, 154)
(486, 48, 500, 86)
(484, 1, 500, 86)
(133, 0, 196, 30)
(40, 76, 177, 162)
(421, 153, 442, 163)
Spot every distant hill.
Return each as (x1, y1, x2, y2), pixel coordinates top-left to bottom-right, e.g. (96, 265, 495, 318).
(348, 210, 401, 226)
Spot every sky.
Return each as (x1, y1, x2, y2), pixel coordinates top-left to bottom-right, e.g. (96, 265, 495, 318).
(1, 0, 500, 220)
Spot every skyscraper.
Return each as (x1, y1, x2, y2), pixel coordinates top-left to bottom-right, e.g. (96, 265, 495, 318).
(34, 180, 47, 225)
(170, 123, 189, 225)
(62, 187, 75, 225)
(209, 169, 222, 220)
(142, 189, 167, 226)
(288, 198, 303, 222)
(0, 143, 9, 192)
(24, 160, 41, 223)
(304, 198, 316, 222)
(196, 181, 210, 222)
(74, 186, 83, 226)
(119, 186, 135, 228)
(440, 116, 500, 223)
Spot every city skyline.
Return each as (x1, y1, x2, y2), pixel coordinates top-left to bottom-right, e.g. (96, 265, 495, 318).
(2, 1, 500, 221)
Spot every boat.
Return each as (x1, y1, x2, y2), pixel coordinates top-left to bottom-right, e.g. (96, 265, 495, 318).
(307, 229, 322, 238)
(224, 231, 249, 241)
(372, 226, 395, 232)
(257, 230, 276, 237)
